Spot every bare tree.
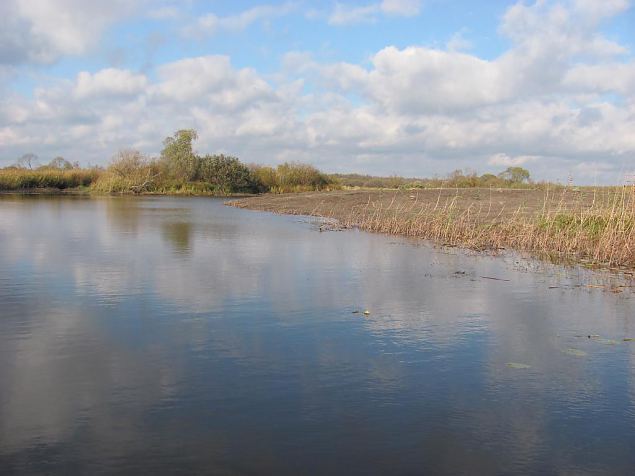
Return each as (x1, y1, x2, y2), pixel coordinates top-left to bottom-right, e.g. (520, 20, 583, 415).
(16, 153, 39, 170)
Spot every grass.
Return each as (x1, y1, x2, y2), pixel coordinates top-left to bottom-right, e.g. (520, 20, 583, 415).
(0, 168, 100, 191)
(228, 187, 635, 269)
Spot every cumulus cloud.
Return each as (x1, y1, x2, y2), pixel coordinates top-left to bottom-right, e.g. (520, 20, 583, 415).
(75, 69, 148, 99)
(1, 0, 634, 184)
(0, 0, 141, 65)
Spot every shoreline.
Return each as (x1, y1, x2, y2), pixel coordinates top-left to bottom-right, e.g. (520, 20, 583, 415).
(0, 188, 258, 198)
(226, 189, 635, 272)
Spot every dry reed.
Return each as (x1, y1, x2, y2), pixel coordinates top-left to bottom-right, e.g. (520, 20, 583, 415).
(229, 187, 635, 269)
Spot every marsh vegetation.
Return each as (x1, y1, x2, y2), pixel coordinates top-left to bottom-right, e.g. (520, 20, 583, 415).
(230, 187, 635, 269)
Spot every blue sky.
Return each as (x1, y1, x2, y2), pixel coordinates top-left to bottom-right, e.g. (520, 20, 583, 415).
(1, 0, 634, 183)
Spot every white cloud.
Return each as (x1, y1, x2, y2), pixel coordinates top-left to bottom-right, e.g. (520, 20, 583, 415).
(152, 56, 275, 109)
(328, 0, 421, 25)
(1, 0, 634, 184)
(380, 0, 422, 16)
(366, 47, 504, 113)
(562, 63, 635, 95)
(0, 0, 141, 65)
(328, 3, 380, 25)
(187, 3, 296, 36)
(488, 153, 539, 167)
(446, 31, 472, 52)
(75, 69, 148, 99)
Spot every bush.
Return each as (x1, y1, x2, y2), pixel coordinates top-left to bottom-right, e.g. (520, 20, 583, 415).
(92, 150, 159, 193)
(272, 162, 332, 192)
(197, 155, 259, 193)
(250, 165, 278, 191)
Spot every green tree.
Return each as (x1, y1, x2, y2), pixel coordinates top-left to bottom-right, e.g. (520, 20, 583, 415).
(498, 166, 530, 184)
(160, 129, 199, 182)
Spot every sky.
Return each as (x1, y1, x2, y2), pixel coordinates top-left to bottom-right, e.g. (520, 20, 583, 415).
(0, 0, 634, 184)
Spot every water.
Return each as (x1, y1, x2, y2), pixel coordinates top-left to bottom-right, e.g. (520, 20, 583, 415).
(0, 195, 634, 475)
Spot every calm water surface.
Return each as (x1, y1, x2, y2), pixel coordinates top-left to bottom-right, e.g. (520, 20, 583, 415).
(1, 195, 634, 475)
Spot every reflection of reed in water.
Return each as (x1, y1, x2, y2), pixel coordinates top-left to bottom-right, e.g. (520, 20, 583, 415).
(231, 188, 635, 269)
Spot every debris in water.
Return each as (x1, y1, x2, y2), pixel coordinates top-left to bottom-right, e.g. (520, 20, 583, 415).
(594, 338, 619, 345)
(480, 276, 511, 282)
(562, 348, 587, 357)
(506, 362, 531, 369)
(624, 338, 635, 342)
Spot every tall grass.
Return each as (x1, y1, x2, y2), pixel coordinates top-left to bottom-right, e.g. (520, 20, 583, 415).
(0, 168, 100, 191)
(232, 187, 635, 268)
(332, 188, 635, 268)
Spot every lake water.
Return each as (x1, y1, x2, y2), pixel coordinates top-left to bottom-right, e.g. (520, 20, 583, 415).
(0, 195, 634, 475)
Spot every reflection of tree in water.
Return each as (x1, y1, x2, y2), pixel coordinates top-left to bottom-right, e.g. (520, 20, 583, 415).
(105, 197, 141, 234)
(161, 221, 193, 254)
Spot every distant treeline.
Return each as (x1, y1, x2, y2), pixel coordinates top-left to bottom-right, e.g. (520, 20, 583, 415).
(330, 167, 534, 189)
(1, 128, 541, 194)
(0, 130, 334, 194)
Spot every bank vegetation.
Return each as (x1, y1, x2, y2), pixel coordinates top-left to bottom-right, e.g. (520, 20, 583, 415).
(1, 129, 335, 195)
(229, 187, 635, 269)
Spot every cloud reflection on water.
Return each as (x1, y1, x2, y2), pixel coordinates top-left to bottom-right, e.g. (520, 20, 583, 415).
(0, 195, 634, 473)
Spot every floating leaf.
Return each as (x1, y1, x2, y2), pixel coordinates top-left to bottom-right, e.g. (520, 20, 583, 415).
(506, 362, 531, 369)
(562, 348, 587, 357)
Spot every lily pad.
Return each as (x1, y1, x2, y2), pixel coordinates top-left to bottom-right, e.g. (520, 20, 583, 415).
(562, 348, 587, 357)
(506, 362, 531, 369)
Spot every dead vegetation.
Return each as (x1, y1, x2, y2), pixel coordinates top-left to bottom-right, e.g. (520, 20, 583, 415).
(228, 187, 635, 269)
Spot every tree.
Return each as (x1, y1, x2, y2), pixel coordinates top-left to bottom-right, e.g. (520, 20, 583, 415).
(48, 156, 74, 170)
(498, 166, 530, 184)
(16, 153, 39, 170)
(109, 149, 147, 178)
(160, 129, 199, 182)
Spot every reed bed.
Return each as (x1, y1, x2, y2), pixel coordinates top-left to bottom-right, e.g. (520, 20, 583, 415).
(0, 168, 100, 190)
(229, 188, 635, 269)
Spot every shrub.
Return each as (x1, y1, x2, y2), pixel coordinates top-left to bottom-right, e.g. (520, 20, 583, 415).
(272, 162, 331, 192)
(92, 150, 159, 193)
(197, 155, 259, 193)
